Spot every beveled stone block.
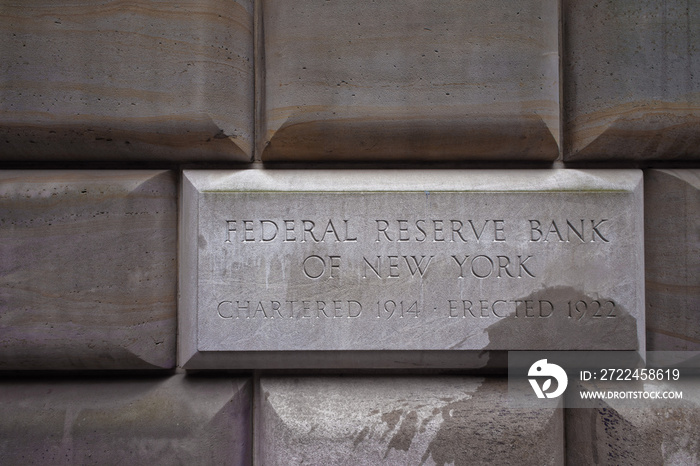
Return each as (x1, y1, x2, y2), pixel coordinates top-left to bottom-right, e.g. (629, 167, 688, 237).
(0, 171, 176, 369)
(645, 170, 700, 350)
(180, 169, 644, 369)
(567, 378, 700, 464)
(0, 375, 251, 464)
(0, 0, 253, 162)
(259, 0, 560, 161)
(257, 377, 563, 465)
(564, 1, 700, 161)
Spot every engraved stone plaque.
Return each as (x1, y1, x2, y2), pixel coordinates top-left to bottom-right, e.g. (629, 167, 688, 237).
(180, 170, 644, 369)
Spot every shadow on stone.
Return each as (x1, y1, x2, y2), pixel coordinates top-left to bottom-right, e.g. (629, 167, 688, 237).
(483, 286, 639, 351)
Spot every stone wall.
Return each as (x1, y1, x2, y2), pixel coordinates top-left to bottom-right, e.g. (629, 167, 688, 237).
(1, 1, 699, 464)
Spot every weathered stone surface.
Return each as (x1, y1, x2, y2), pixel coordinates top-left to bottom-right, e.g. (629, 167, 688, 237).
(257, 377, 563, 465)
(0, 375, 251, 465)
(0, 0, 253, 161)
(0, 171, 176, 369)
(259, 0, 559, 161)
(564, 1, 700, 161)
(180, 170, 644, 369)
(645, 170, 700, 350)
(567, 378, 700, 464)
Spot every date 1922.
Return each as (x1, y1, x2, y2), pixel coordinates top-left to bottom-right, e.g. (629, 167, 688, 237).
(568, 299, 616, 320)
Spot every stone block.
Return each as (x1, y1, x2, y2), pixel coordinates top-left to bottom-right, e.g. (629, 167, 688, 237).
(259, 0, 560, 161)
(0, 171, 177, 369)
(256, 377, 563, 465)
(645, 170, 700, 350)
(0, 375, 251, 465)
(0, 0, 253, 162)
(567, 378, 700, 464)
(180, 169, 644, 369)
(564, 1, 700, 161)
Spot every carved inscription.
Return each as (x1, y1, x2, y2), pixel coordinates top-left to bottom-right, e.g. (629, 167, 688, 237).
(178, 169, 644, 369)
(183, 171, 644, 361)
(216, 217, 616, 321)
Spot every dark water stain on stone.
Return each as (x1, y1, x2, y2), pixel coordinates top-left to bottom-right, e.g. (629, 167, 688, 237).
(419, 411, 438, 434)
(419, 378, 562, 466)
(384, 410, 418, 458)
(353, 426, 369, 448)
(483, 286, 639, 351)
(380, 408, 402, 441)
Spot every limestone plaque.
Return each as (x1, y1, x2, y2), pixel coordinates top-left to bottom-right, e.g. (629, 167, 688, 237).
(180, 170, 644, 369)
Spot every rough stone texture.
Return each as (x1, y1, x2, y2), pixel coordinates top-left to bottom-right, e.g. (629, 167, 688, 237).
(0, 171, 177, 369)
(564, 1, 700, 161)
(257, 377, 563, 465)
(180, 169, 644, 369)
(0, 374, 252, 465)
(645, 169, 700, 351)
(259, 0, 560, 161)
(567, 378, 700, 465)
(0, 0, 253, 162)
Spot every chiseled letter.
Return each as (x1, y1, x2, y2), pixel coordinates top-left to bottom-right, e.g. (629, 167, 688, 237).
(591, 219, 610, 242)
(225, 220, 236, 243)
(529, 220, 542, 242)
